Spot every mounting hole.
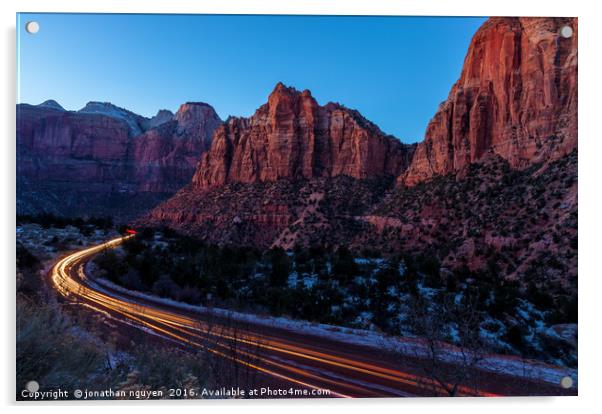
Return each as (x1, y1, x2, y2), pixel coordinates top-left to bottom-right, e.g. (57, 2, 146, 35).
(560, 25, 573, 39)
(25, 21, 40, 34)
(25, 380, 39, 392)
(560, 376, 573, 389)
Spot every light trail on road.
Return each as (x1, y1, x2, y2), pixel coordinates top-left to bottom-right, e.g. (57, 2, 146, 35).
(50, 236, 502, 398)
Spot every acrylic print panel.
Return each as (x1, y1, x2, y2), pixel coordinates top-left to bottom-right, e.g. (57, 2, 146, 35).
(16, 13, 577, 400)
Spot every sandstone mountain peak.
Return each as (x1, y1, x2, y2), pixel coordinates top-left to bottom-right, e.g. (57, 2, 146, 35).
(192, 83, 415, 189)
(38, 99, 65, 111)
(148, 109, 175, 129)
(78, 101, 151, 136)
(402, 16, 577, 185)
(272, 81, 291, 92)
(270, 81, 310, 94)
(175, 102, 220, 120)
(265, 82, 316, 109)
(79, 101, 137, 115)
(154, 108, 174, 117)
(180, 101, 214, 108)
(173, 101, 222, 151)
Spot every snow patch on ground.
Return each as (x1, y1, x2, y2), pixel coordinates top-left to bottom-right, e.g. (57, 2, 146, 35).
(89, 274, 576, 387)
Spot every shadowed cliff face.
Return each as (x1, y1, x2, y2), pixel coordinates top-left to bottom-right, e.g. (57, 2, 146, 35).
(17, 100, 221, 220)
(402, 17, 577, 185)
(131, 103, 222, 192)
(17, 104, 132, 186)
(192, 83, 415, 189)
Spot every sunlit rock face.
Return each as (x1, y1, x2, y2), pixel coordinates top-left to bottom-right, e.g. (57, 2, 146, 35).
(192, 82, 415, 189)
(402, 17, 578, 185)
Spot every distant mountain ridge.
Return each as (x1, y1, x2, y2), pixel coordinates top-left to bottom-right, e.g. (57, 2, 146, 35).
(17, 99, 221, 220)
(38, 99, 65, 111)
(78, 101, 155, 136)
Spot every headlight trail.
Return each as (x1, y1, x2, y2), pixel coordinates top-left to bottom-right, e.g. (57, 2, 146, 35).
(50, 236, 501, 398)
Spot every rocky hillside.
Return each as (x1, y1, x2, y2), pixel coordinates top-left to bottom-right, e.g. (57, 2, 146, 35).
(371, 151, 577, 291)
(145, 175, 395, 249)
(17, 100, 221, 220)
(145, 151, 577, 289)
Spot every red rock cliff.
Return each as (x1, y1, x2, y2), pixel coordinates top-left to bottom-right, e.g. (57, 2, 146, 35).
(132, 102, 222, 191)
(402, 17, 577, 185)
(193, 83, 414, 189)
(17, 100, 221, 218)
(17, 105, 131, 186)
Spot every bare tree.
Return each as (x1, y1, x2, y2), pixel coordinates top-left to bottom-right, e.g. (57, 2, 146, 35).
(198, 308, 262, 396)
(406, 291, 486, 396)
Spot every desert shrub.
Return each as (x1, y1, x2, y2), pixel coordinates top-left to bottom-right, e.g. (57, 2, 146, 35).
(17, 295, 214, 399)
(120, 269, 145, 291)
(94, 249, 127, 283)
(117, 346, 208, 394)
(545, 295, 578, 324)
(16, 244, 41, 295)
(266, 247, 291, 287)
(17, 244, 40, 270)
(332, 246, 358, 283)
(177, 285, 202, 304)
(503, 324, 525, 351)
(152, 275, 181, 299)
(16, 297, 106, 393)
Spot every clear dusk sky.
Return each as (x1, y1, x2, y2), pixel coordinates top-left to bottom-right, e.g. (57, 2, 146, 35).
(17, 13, 486, 143)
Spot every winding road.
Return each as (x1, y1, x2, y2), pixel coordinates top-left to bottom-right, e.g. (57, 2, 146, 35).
(49, 235, 570, 398)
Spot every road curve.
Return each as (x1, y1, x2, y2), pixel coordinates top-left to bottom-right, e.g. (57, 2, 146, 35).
(50, 236, 556, 398)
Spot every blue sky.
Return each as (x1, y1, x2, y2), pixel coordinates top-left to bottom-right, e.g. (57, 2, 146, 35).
(17, 14, 486, 143)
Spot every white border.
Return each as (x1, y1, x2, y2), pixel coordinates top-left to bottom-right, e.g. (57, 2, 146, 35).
(2, 1, 600, 413)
